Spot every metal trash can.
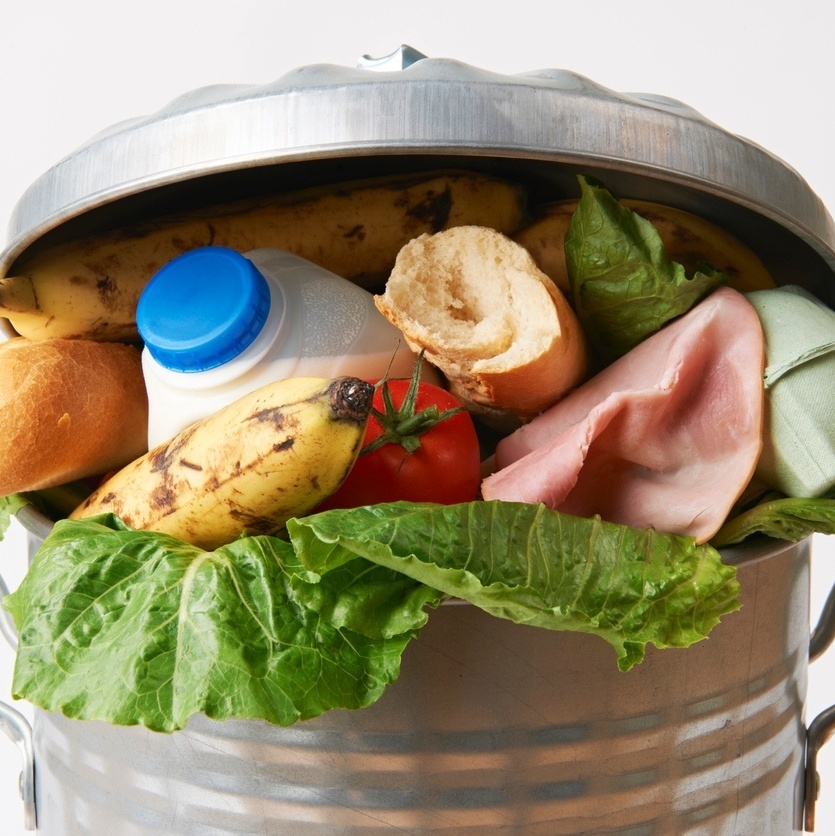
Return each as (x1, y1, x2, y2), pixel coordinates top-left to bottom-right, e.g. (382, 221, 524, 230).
(3, 46, 835, 833)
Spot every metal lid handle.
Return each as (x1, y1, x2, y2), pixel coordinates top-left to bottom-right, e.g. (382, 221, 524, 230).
(357, 45, 427, 71)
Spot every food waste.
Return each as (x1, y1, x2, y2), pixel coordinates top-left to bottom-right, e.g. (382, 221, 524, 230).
(2, 168, 835, 733)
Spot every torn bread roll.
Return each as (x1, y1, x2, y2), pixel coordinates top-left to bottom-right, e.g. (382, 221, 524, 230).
(374, 226, 588, 423)
(0, 337, 149, 494)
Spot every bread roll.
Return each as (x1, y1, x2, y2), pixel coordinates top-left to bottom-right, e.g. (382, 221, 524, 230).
(374, 226, 588, 423)
(0, 337, 148, 494)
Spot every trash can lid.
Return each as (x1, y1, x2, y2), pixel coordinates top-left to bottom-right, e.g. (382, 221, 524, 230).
(2, 45, 834, 298)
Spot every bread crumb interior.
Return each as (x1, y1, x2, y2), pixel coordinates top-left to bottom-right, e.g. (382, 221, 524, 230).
(383, 228, 560, 372)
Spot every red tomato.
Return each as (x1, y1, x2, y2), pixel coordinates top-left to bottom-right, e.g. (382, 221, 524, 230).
(317, 374, 482, 510)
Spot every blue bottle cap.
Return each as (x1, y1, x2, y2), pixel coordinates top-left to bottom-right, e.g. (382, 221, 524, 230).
(137, 246, 272, 372)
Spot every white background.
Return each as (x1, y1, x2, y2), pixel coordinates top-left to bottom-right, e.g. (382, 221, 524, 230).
(2, 1, 835, 833)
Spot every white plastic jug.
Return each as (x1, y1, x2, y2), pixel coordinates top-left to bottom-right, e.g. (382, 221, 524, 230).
(137, 246, 425, 447)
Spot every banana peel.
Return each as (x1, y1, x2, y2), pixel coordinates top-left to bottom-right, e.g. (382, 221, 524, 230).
(0, 170, 529, 342)
(70, 376, 375, 549)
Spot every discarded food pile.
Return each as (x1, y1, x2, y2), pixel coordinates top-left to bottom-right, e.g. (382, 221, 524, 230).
(1, 169, 834, 732)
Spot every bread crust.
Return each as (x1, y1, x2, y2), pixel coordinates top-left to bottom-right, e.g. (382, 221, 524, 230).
(374, 226, 588, 423)
(0, 337, 148, 494)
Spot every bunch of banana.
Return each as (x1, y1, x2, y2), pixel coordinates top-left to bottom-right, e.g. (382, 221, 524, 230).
(70, 376, 375, 550)
(513, 198, 776, 296)
(0, 170, 528, 343)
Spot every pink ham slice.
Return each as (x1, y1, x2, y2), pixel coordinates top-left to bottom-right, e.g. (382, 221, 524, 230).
(481, 287, 764, 543)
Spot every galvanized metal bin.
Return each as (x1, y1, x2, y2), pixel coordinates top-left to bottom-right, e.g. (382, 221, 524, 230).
(3, 521, 834, 834)
(3, 46, 835, 833)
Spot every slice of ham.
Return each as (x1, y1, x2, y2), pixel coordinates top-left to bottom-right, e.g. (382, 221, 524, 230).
(481, 287, 764, 543)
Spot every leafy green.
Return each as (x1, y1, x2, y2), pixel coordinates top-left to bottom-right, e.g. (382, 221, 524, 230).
(565, 175, 726, 363)
(4, 514, 442, 732)
(289, 501, 741, 672)
(0, 494, 28, 541)
(711, 495, 835, 547)
(3, 501, 740, 732)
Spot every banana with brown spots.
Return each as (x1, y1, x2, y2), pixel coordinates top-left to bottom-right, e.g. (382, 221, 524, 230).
(1, 170, 528, 342)
(70, 376, 374, 550)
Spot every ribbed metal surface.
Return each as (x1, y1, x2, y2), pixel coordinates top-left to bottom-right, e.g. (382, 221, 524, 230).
(31, 540, 809, 835)
(2, 52, 834, 301)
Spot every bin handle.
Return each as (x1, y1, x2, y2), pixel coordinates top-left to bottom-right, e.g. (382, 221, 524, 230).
(810, 579, 835, 662)
(0, 699, 36, 830)
(805, 705, 835, 832)
(0, 572, 17, 649)
(805, 575, 835, 831)
(1, 508, 48, 831)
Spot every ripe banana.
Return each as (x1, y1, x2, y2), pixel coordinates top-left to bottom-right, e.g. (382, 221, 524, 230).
(513, 198, 776, 296)
(70, 376, 374, 550)
(1, 170, 528, 342)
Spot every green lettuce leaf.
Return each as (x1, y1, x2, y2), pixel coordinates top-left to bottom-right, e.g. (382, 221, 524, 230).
(4, 514, 442, 732)
(711, 495, 835, 547)
(565, 175, 726, 363)
(0, 494, 29, 541)
(289, 501, 741, 672)
(3, 501, 742, 732)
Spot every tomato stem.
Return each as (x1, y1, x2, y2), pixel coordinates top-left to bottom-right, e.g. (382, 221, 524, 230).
(360, 351, 466, 458)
